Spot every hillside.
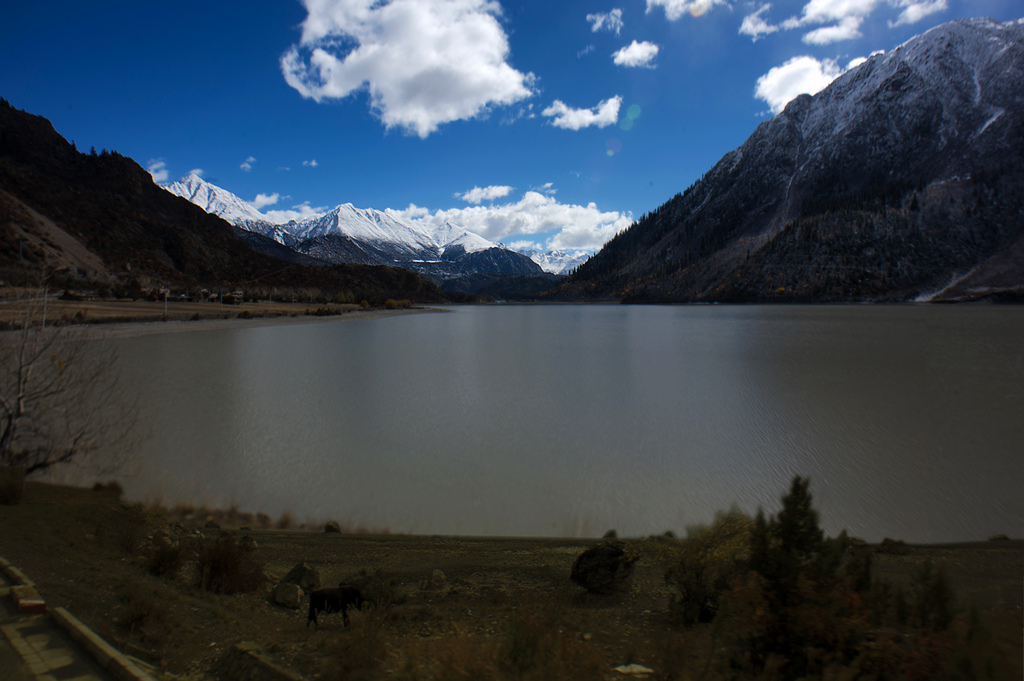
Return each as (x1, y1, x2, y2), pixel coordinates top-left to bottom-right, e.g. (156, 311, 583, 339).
(554, 18, 1024, 303)
(0, 99, 447, 303)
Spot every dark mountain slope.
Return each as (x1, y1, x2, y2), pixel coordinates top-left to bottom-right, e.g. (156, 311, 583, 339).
(554, 18, 1024, 303)
(0, 99, 445, 302)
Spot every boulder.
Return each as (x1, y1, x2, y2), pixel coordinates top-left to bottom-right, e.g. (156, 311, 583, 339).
(272, 582, 303, 609)
(324, 521, 342, 533)
(239, 535, 258, 551)
(570, 542, 637, 594)
(282, 562, 321, 593)
(421, 569, 449, 592)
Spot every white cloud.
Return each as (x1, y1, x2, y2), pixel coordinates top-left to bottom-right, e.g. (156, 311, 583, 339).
(745, 0, 948, 44)
(457, 185, 514, 203)
(281, 0, 535, 138)
(612, 40, 660, 68)
(252, 192, 280, 209)
(587, 9, 624, 34)
(509, 239, 543, 251)
(739, 4, 779, 40)
(263, 201, 328, 224)
(146, 159, 168, 183)
(188, 168, 204, 178)
(577, 44, 596, 58)
(890, 0, 947, 26)
(802, 15, 864, 43)
(542, 96, 622, 130)
(240, 156, 256, 172)
(391, 191, 633, 251)
(646, 0, 727, 21)
(303, 159, 318, 167)
(754, 55, 844, 114)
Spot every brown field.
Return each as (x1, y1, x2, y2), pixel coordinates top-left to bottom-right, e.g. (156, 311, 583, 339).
(0, 482, 1020, 680)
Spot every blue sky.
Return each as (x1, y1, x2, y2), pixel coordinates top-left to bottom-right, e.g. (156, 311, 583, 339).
(2, 0, 1019, 253)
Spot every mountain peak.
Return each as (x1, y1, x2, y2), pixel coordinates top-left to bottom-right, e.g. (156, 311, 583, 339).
(164, 174, 268, 227)
(555, 17, 1024, 303)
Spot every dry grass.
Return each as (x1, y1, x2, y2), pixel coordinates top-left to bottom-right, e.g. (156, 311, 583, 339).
(0, 481, 1019, 681)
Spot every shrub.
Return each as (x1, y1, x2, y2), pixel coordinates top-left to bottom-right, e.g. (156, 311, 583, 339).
(108, 504, 151, 554)
(0, 466, 25, 504)
(663, 507, 753, 627)
(147, 540, 186, 578)
(192, 532, 265, 594)
(909, 561, 956, 630)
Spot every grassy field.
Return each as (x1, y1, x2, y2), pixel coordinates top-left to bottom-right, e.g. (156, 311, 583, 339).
(0, 482, 1020, 680)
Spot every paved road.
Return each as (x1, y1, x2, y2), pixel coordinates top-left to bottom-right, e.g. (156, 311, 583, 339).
(0, 570, 117, 681)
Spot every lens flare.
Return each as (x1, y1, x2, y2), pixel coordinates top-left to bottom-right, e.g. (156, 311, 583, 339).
(627, 104, 642, 120)
(606, 138, 623, 156)
(690, 0, 712, 17)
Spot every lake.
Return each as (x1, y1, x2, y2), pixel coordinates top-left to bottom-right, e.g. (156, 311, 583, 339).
(102, 304, 1022, 542)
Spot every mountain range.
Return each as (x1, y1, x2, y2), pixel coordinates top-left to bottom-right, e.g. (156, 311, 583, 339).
(553, 18, 1024, 303)
(0, 99, 446, 303)
(165, 174, 588, 293)
(2, 18, 1021, 305)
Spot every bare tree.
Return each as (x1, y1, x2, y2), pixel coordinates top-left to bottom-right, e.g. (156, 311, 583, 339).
(0, 287, 136, 477)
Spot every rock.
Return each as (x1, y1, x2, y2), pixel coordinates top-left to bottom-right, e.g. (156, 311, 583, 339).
(204, 519, 220, 530)
(603, 529, 618, 539)
(614, 663, 654, 676)
(988, 534, 1009, 541)
(239, 535, 258, 551)
(272, 582, 303, 609)
(422, 569, 449, 591)
(324, 521, 342, 533)
(570, 542, 637, 594)
(282, 562, 321, 593)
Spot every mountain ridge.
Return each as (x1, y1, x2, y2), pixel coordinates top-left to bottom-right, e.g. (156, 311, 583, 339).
(0, 99, 447, 303)
(553, 17, 1024, 303)
(164, 174, 549, 290)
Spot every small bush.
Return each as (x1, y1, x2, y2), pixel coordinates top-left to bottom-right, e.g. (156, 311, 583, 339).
(193, 533, 265, 594)
(663, 506, 753, 627)
(0, 466, 25, 505)
(108, 504, 150, 554)
(147, 541, 186, 578)
(92, 480, 124, 497)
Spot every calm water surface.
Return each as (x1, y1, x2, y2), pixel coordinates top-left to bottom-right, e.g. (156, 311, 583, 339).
(107, 305, 1022, 542)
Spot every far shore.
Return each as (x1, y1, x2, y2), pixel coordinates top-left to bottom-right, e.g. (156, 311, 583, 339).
(0, 297, 447, 340)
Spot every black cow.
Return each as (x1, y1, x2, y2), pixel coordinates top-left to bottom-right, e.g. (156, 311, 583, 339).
(307, 584, 365, 628)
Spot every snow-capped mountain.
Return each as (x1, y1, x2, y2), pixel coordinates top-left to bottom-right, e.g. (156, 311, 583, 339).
(164, 175, 544, 287)
(557, 17, 1024, 303)
(515, 248, 591, 275)
(165, 174, 298, 245)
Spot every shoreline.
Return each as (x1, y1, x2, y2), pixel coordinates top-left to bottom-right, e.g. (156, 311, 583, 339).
(70, 306, 445, 340)
(0, 482, 1020, 680)
(0, 299, 447, 340)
